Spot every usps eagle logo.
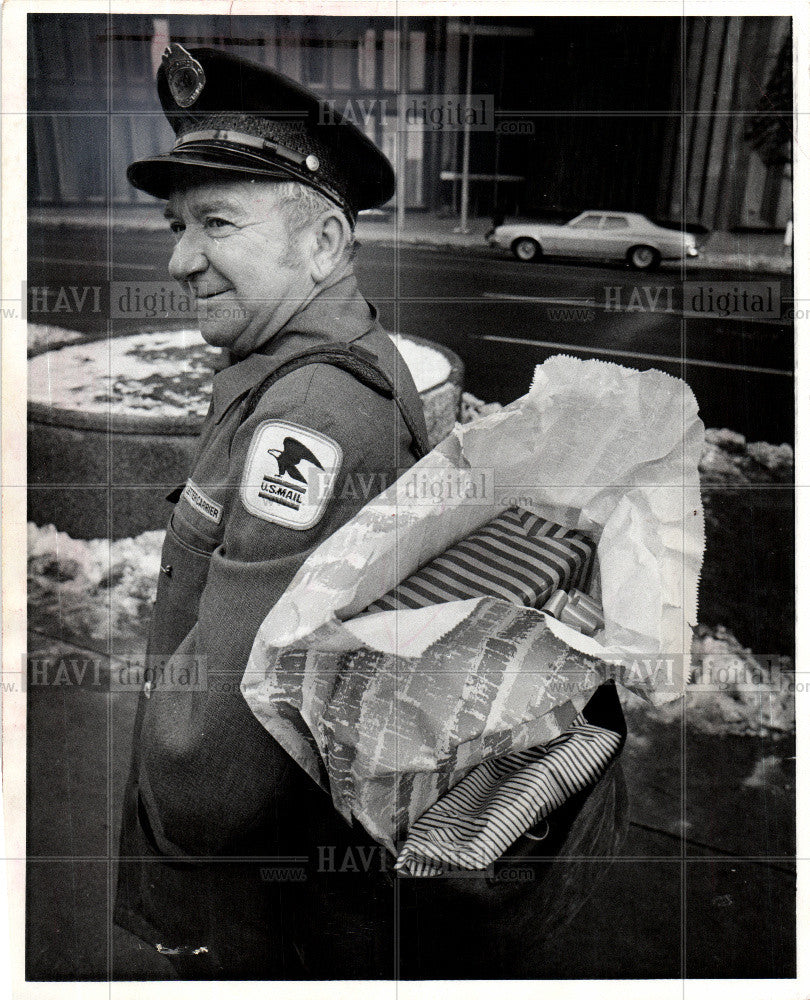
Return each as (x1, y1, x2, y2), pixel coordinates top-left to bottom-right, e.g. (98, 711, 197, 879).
(241, 421, 342, 530)
(261, 437, 325, 511)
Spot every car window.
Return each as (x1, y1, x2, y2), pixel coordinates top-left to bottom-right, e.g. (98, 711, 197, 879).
(569, 214, 603, 229)
(602, 216, 629, 229)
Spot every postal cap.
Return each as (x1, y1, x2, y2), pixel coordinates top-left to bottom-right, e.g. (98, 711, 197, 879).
(127, 44, 395, 222)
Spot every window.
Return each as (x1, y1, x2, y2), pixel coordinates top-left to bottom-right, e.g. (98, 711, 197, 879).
(361, 112, 377, 144)
(358, 29, 376, 89)
(408, 30, 425, 90)
(279, 40, 302, 80)
(406, 125, 424, 206)
(303, 40, 326, 87)
(331, 41, 355, 91)
(569, 214, 603, 228)
(602, 216, 630, 229)
(380, 114, 398, 205)
(382, 29, 398, 90)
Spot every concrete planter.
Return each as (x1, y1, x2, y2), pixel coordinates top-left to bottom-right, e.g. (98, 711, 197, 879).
(28, 329, 463, 539)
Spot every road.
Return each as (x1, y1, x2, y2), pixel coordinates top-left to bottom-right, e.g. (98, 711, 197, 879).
(28, 224, 794, 443)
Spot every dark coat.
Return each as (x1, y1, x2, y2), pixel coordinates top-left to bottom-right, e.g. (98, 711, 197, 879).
(115, 272, 429, 976)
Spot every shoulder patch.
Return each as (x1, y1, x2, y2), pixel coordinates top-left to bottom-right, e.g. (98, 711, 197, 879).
(240, 420, 342, 530)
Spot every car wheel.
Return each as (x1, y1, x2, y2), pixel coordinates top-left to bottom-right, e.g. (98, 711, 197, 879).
(512, 238, 540, 262)
(628, 245, 661, 271)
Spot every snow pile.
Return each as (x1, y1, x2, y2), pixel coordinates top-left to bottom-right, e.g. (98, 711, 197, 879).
(28, 323, 86, 356)
(625, 625, 795, 737)
(460, 391, 503, 423)
(390, 334, 451, 392)
(28, 522, 163, 651)
(27, 525, 795, 738)
(28, 330, 221, 419)
(27, 327, 453, 416)
(699, 427, 793, 484)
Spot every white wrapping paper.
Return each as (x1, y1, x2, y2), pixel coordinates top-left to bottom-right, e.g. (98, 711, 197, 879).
(241, 356, 705, 851)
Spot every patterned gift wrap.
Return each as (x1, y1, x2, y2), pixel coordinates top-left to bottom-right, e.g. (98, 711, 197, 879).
(313, 600, 608, 852)
(366, 507, 595, 614)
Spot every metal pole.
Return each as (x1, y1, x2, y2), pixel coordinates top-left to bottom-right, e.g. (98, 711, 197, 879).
(492, 35, 505, 222)
(397, 18, 408, 235)
(456, 17, 474, 234)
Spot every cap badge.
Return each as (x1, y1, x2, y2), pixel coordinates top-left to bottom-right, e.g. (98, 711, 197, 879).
(162, 44, 206, 109)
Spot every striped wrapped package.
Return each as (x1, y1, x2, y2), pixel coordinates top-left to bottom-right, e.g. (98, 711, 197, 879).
(395, 692, 625, 877)
(366, 507, 595, 614)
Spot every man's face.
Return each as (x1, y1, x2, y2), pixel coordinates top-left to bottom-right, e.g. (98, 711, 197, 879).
(165, 179, 314, 356)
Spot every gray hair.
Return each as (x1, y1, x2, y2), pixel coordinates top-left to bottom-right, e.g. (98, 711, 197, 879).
(270, 181, 355, 266)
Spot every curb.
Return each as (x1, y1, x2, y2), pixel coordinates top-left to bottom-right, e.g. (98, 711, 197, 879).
(682, 255, 792, 275)
(359, 235, 793, 273)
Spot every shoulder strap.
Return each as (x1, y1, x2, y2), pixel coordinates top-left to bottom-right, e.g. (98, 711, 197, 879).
(240, 343, 430, 459)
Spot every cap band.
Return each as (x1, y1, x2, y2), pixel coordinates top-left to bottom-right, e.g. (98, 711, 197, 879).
(173, 129, 315, 172)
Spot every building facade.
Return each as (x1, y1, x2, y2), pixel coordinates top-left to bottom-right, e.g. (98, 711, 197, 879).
(28, 14, 791, 230)
(28, 14, 446, 211)
(657, 16, 791, 230)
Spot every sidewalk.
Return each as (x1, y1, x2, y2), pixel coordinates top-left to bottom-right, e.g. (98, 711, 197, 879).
(29, 205, 792, 274)
(696, 229, 793, 274)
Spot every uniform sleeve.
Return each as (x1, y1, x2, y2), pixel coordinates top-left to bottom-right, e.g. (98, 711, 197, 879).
(137, 363, 408, 855)
(199, 360, 404, 668)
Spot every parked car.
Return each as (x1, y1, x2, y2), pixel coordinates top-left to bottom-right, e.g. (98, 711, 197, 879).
(487, 211, 700, 270)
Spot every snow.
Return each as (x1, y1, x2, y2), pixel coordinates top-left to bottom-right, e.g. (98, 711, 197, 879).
(28, 323, 86, 356)
(625, 625, 794, 737)
(27, 329, 219, 419)
(27, 522, 794, 738)
(27, 328, 453, 416)
(28, 522, 163, 652)
(389, 334, 451, 392)
(699, 426, 793, 484)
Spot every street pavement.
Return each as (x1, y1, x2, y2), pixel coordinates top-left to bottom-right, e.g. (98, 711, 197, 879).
(28, 222, 794, 443)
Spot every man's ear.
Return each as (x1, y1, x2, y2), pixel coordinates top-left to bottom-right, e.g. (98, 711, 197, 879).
(308, 211, 352, 283)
